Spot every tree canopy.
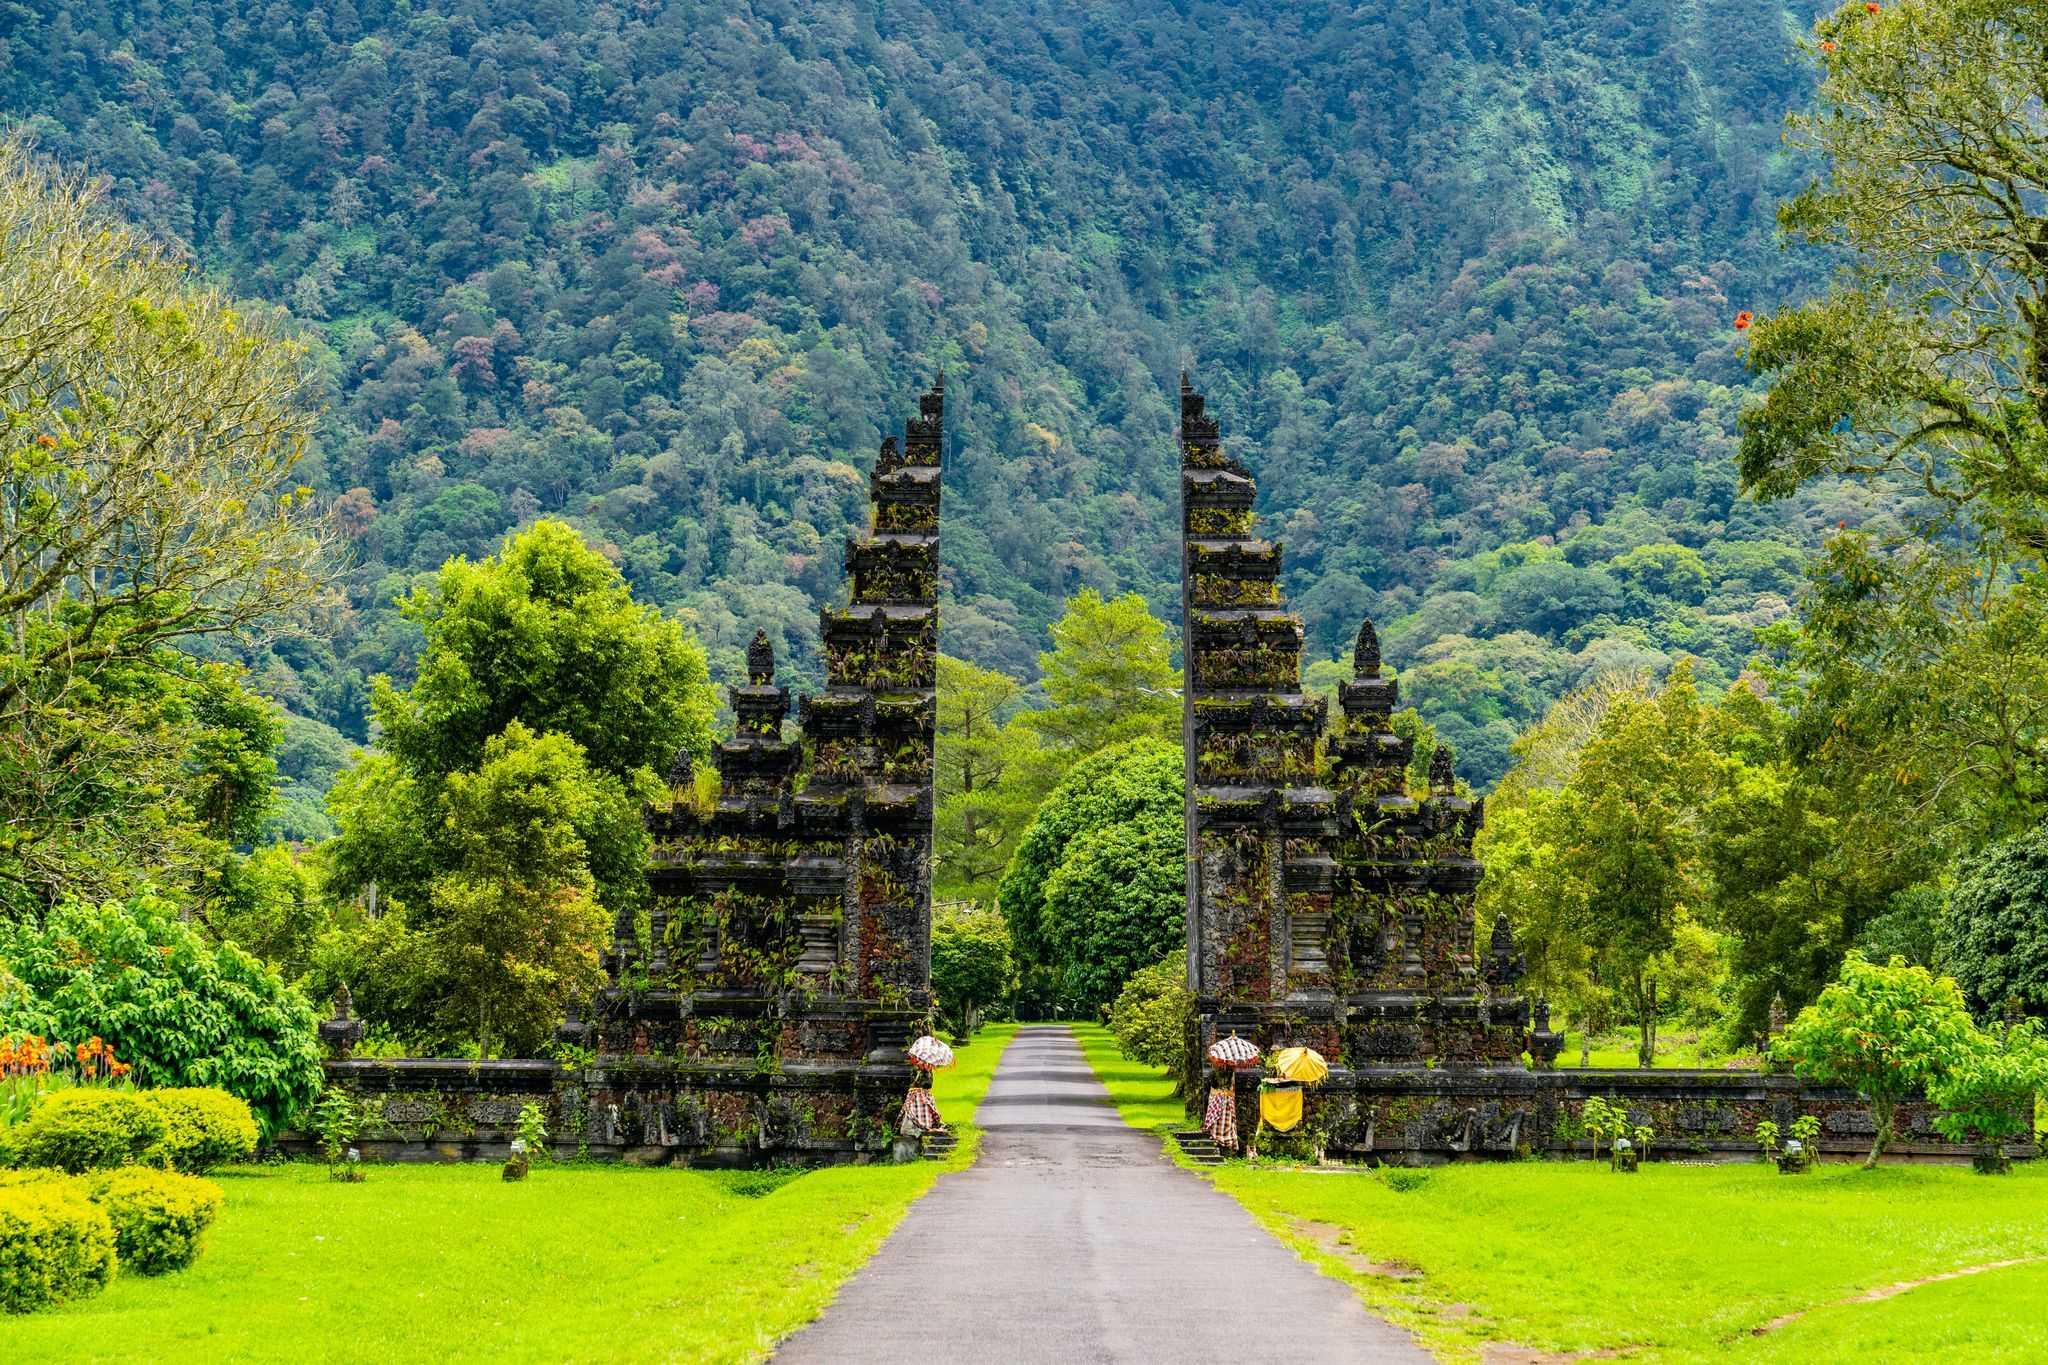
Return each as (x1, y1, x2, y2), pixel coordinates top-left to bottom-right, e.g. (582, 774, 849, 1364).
(0, 138, 331, 917)
(998, 738, 1184, 1014)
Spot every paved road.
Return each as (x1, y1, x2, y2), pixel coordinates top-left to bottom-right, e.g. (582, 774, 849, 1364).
(774, 1025, 1429, 1364)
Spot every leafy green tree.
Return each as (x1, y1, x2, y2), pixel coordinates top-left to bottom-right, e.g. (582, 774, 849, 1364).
(1009, 591, 1179, 798)
(1700, 674, 1920, 1038)
(1488, 664, 1715, 1065)
(1781, 539, 2048, 864)
(1740, 0, 2048, 564)
(1480, 673, 1654, 1023)
(374, 519, 714, 784)
(1775, 953, 1984, 1167)
(1940, 824, 2048, 1019)
(1927, 1020, 2048, 1171)
(319, 519, 704, 929)
(998, 738, 1183, 1014)
(933, 654, 1034, 902)
(0, 140, 329, 915)
(421, 724, 611, 1057)
(930, 902, 1014, 1035)
(0, 892, 323, 1134)
(1041, 817, 1187, 1013)
(1737, 0, 2048, 873)
(204, 844, 328, 981)
(321, 521, 714, 1050)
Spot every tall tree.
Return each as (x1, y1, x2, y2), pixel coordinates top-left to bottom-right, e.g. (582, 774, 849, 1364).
(997, 738, 1184, 1015)
(0, 139, 331, 915)
(1741, 0, 2048, 558)
(1484, 665, 1718, 1063)
(321, 520, 716, 1049)
(1018, 590, 1179, 764)
(933, 654, 1033, 903)
(1001, 590, 1181, 816)
(1739, 0, 2048, 856)
(375, 518, 715, 785)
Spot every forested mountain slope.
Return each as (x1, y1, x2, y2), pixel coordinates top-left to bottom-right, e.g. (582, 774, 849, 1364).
(3, 0, 1839, 787)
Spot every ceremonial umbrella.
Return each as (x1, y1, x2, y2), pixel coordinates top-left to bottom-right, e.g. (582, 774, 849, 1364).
(1207, 1034, 1262, 1069)
(1270, 1046, 1329, 1085)
(907, 1035, 956, 1070)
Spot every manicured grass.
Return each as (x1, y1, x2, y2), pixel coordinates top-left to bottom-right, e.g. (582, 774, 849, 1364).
(1568, 1027, 1758, 1070)
(1735, 1259, 2048, 1364)
(1222, 1161, 2048, 1363)
(5, 1024, 1018, 1364)
(1067, 1024, 2048, 1364)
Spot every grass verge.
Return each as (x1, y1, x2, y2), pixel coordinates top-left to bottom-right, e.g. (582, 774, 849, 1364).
(1067, 1023, 2048, 1363)
(1068, 1022, 1188, 1137)
(5, 1023, 1018, 1365)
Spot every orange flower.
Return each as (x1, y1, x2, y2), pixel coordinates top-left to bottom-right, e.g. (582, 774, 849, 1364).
(1820, 39, 1836, 51)
(1864, 2, 1878, 10)
(35, 434, 56, 448)
(1734, 311, 1755, 331)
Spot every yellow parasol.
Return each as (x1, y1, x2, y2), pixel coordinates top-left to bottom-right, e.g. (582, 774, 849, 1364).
(1270, 1046, 1329, 1085)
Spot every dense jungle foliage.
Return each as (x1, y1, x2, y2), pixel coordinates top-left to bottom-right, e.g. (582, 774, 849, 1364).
(8, 0, 2041, 1062)
(6, 0, 1840, 792)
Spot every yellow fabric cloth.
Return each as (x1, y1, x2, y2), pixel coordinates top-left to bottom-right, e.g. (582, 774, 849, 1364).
(1259, 1086, 1304, 1133)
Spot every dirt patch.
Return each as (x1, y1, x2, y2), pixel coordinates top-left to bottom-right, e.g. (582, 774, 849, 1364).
(1290, 1218, 1423, 1280)
(1479, 1347, 1631, 1364)
(1751, 1257, 2045, 1334)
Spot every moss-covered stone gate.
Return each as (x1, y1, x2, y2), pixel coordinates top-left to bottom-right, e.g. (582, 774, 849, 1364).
(317, 375, 2007, 1168)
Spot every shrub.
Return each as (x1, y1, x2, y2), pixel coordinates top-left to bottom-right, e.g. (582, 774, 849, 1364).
(86, 1168, 222, 1274)
(0, 1179, 116, 1312)
(5, 1089, 165, 1173)
(0, 892, 323, 1135)
(141, 1089, 259, 1173)
(310, 1087, 363, 1182)
(1927, 1021, 2048, 1173)
(1108, 954, 1195, 1094)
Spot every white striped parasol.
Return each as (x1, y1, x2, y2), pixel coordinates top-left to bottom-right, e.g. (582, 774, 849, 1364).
(1207, 1034, 1262, 1069)
(907, 1035, 956, 1070)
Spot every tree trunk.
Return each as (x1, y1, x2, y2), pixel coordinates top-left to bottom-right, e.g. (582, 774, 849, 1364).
(1634, 972, 1656, 1068)
(1865, 1096, 1895, 1170)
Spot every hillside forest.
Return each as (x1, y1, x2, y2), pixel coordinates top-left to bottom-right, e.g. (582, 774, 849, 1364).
(2, 0, 2045, 1068)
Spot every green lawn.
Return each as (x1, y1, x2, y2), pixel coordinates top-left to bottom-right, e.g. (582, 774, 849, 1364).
(1567, 1027, 1758, 1070)
(5, 1024, 1017, 1364)
(1068, 1023, 2048, 1363)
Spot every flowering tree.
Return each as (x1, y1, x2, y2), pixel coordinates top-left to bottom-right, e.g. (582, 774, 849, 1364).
(1774, 953, 1982, 1167)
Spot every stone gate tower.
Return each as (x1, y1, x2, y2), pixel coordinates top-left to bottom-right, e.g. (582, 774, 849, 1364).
(570, 378, 944, 1164)
(1177, 374, 1540, 1155)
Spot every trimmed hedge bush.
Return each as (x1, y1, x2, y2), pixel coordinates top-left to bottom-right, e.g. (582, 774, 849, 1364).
(87, 1168, 222, 1274)
(142, 1089, 259, 1172)
(0, 1178, 116, 1312)
(5, 1089, 165, 1173)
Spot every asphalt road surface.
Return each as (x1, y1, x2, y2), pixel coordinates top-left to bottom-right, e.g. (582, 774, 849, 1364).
(773, 1025, 1430, 1364)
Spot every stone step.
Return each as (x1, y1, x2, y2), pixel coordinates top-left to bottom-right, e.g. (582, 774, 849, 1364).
(1172, 1132, 1225, 1166)
(921, 1128, 959, 1160)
